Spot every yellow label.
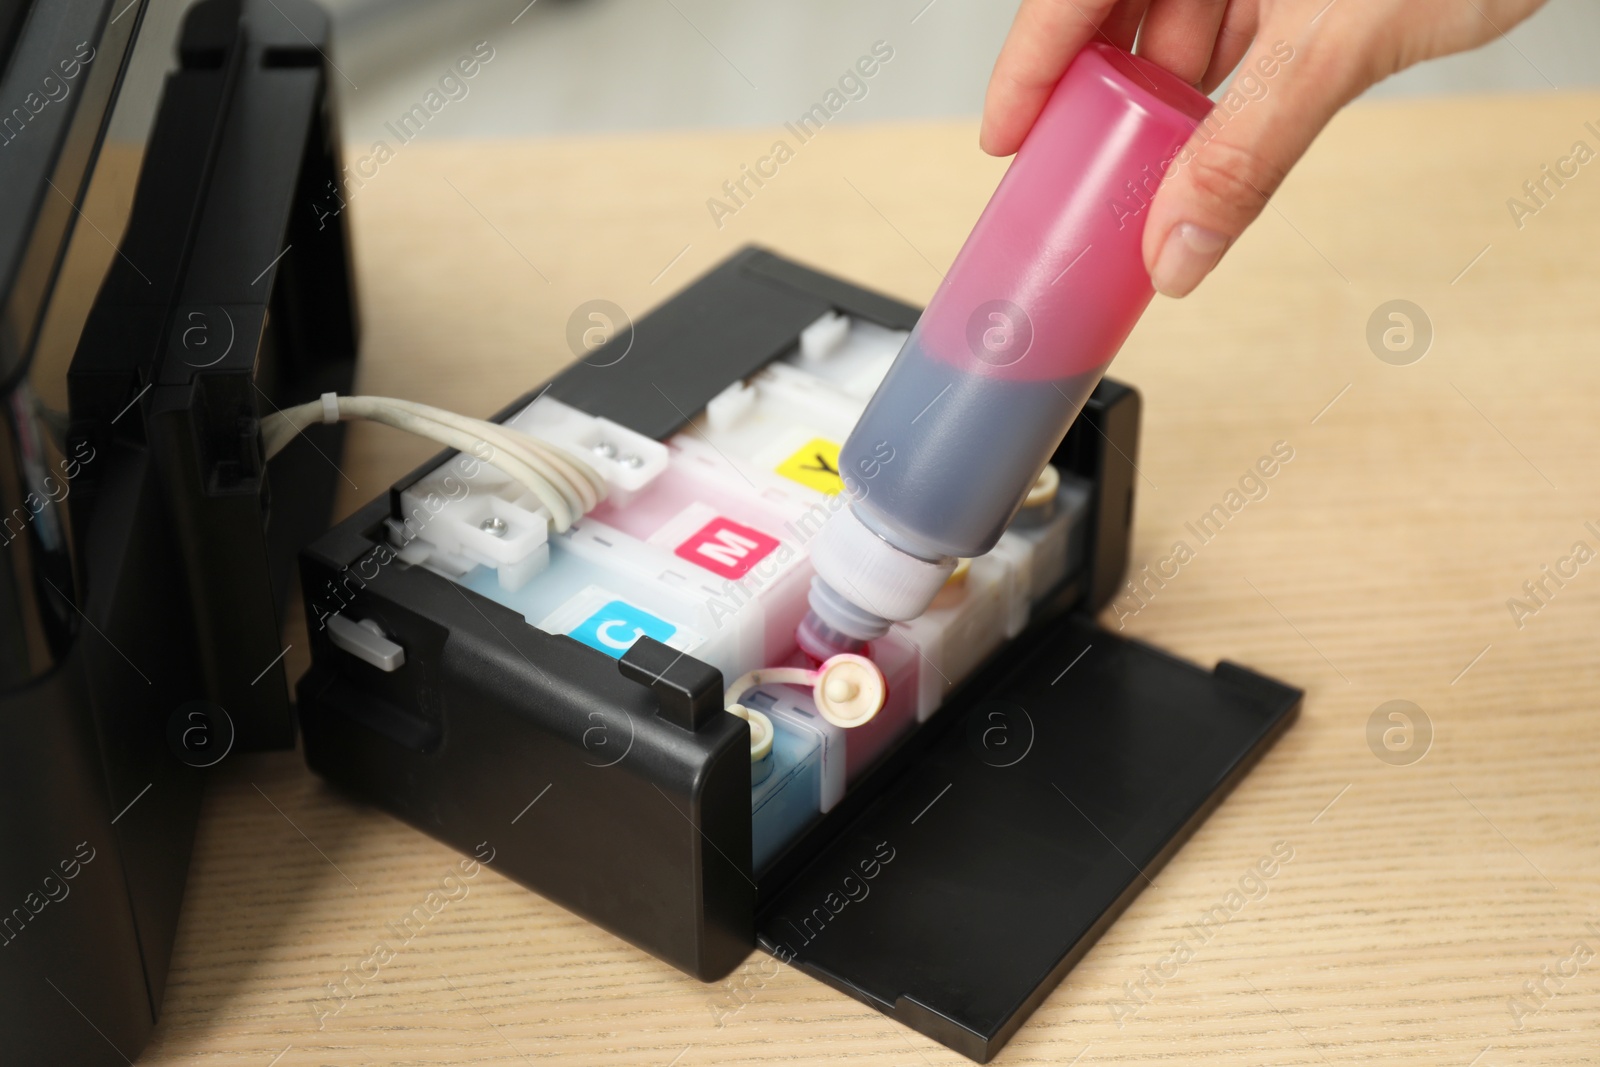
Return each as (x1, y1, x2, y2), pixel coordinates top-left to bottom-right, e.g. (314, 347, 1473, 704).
(775, 437, 844, 494)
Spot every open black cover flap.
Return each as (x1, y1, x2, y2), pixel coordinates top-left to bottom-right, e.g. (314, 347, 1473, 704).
(757, 616, 1300, 1062)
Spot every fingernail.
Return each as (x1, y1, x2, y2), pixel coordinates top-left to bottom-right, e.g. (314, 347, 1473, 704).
(1151, 223, 1228, 298)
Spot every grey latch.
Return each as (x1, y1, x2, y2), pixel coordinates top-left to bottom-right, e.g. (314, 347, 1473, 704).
(325, 614, 406, 671)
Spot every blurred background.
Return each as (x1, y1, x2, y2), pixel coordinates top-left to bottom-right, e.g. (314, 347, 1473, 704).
(114, 0, 1600, 148)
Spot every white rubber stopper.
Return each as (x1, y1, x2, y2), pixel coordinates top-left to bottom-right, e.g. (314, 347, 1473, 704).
(726, 704, 774, 762)
(1023, 463, 1060, 509)
(812, 654, 886, 729)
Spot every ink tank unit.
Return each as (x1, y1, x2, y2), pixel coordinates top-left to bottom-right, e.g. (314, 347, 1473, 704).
(298, 246, 1300, 1063)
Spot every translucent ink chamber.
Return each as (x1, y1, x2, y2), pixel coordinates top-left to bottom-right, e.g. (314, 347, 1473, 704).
(395, 308, 1097, 870)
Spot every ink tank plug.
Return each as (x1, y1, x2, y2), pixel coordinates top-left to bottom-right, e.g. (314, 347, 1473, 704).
(801, 44, 1213, 654)
(726, 654, 887, 729)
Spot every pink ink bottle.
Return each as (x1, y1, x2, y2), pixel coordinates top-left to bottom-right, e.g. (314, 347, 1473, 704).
(802, 44, 1213, 653)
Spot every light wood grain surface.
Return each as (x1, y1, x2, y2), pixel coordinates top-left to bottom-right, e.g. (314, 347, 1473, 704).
(140, 92, 1600, 1066)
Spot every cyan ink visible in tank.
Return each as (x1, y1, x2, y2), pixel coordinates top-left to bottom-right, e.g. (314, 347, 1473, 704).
(802, 44, 1213, 649)
(746, 693, 825, 873)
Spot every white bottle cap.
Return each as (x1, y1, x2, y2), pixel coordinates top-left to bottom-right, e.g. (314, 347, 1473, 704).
(808, 506, 956, 636)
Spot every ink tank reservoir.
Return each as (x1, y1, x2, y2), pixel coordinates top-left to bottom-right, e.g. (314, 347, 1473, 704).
(802, 44, 1212, 649)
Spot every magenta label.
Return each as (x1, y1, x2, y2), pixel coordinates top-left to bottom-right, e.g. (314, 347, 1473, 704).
(675, 516, 781, 579)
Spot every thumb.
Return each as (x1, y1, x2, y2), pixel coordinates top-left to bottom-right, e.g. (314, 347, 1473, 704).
(1143, 26, 1375, 297)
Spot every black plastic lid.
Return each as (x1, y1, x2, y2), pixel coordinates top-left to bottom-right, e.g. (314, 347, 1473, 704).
(757, 615, 1299, 1062)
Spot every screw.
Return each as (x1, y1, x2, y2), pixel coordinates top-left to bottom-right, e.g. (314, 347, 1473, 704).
(593, 441, 618, 459)
(619, 453, 644, 469)
(480, 516, 508, 537)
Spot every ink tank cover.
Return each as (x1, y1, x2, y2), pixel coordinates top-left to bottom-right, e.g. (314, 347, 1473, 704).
(755, 616, 1298, 1063)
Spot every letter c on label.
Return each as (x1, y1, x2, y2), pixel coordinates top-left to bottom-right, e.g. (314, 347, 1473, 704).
(596, 619, 645, 650)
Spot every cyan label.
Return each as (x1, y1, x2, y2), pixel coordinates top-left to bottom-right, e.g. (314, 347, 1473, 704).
(566, 598, 677, 658)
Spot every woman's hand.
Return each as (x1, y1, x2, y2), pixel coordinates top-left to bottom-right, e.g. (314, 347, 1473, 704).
(981, 0, 1548, 296)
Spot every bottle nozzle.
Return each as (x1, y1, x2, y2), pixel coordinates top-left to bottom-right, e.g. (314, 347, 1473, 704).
(796, 601, 871, 662)
(805, 506, 957, 647)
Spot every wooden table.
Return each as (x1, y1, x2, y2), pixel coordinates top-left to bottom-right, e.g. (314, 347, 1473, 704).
(140, 92, 1600, 1065)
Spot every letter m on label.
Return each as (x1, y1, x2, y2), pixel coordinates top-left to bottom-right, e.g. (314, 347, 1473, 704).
(675, 516, 780, 580)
